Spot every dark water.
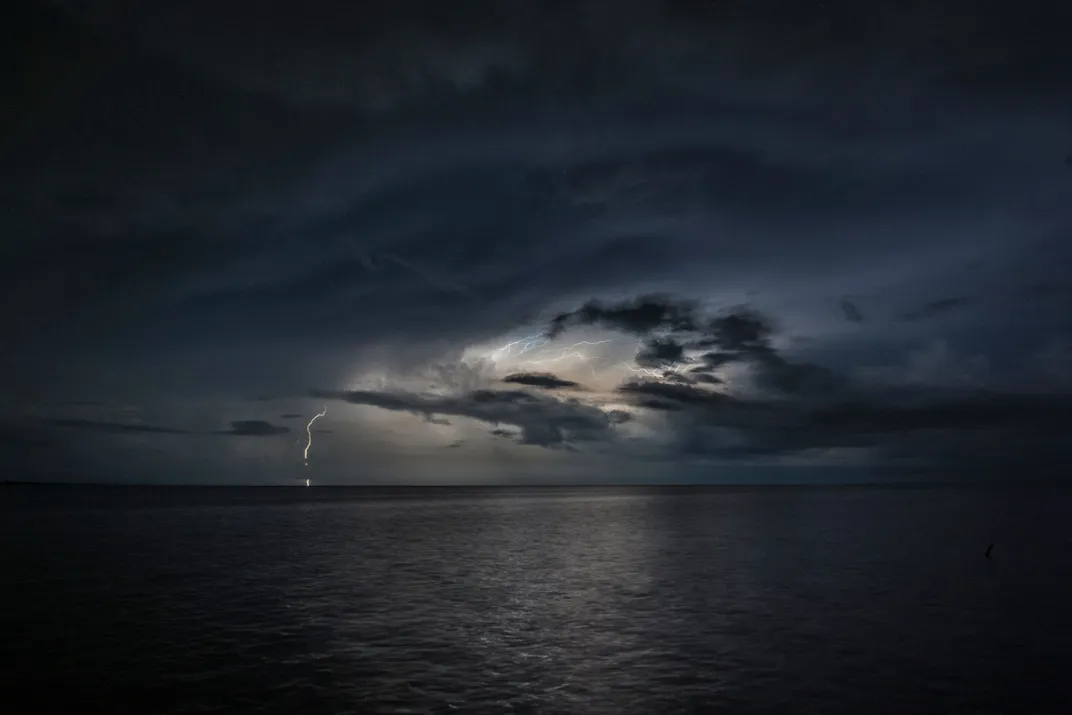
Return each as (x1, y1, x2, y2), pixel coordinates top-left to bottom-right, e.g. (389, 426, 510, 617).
(2, 485, 1070, 714)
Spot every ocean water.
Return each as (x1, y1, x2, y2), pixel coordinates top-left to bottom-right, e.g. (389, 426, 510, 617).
(2, 484, 1070, 714)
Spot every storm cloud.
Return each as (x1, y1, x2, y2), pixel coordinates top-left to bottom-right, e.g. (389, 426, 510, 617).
(5, 0, 1072, 482)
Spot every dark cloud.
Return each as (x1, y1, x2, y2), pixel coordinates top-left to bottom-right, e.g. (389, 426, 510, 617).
(502, 372, 581, 389)
(897, 297, 974, 322)
(808, 395, 1072, 434)
(634, 338, 687, 369)
(216, 420, 290, 436)
(634, 399, 684, 412)
(558, 296, 841, 397)
(618, 380, 728, 408)
(749, 348, 848, 397)
(839, 298, 864, 323)
(701, 313, 845, 397)
(8, 5, 1069, 390)
(280, 413, 303, 419)
(702, 309, 776, 352)
(563, 290, 1072, 466)
(621, 375, 1072, 463)
(547, 295, 699, 339)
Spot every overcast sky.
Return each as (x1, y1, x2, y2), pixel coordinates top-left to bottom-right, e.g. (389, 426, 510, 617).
(3, 0, 1071, 484)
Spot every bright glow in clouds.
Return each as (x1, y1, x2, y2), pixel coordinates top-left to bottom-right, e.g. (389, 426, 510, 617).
(449, 327, 722, 392)
(316, 320, 756, 467)
(519, 340, 614, 378)
(488, 334, 550, 359)
(490, 332, 691, 382)
(473, 333, 628, 386)
(304, 406, 328, 466)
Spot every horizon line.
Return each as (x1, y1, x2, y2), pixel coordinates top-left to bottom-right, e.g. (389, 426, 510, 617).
(2, 479, 1067, 489)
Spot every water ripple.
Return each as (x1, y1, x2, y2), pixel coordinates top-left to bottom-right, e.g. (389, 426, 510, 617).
(2, 486, 1071, 714)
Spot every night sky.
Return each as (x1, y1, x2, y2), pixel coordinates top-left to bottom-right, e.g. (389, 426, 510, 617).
(4, 0, 1071, 484)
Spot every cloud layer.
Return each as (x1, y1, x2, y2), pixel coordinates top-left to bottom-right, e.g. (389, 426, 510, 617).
(5, 1, 1071, 482)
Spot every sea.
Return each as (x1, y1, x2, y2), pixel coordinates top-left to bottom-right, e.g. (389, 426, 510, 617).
(2, 484, 1070, 714)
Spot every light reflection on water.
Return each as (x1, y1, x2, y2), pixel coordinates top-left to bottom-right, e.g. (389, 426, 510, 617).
(2, 485, 1071, 714)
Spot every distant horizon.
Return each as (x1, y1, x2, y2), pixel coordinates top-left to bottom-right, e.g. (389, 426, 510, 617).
(4, 478, 1067, 489)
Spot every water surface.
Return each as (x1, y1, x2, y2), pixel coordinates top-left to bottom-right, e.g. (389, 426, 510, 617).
(2, 484, 1070, 713)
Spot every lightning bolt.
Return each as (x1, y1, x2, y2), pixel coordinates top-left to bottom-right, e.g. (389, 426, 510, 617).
(492, 337, 612, 362)
(520, 340, 613, 378)
(489, 333, 689, 381)
(489, 334, 550, 359)
(621, 340, 686, 379)
(527, 340, 612, 357)
(304, 406, 328, 467)
(622, 363, 684, 378)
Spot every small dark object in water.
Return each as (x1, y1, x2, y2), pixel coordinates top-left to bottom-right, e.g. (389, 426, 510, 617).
(985, 542, 994, 558)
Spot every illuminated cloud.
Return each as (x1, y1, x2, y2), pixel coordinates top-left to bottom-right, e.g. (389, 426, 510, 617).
(312, 387, 621, 448)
